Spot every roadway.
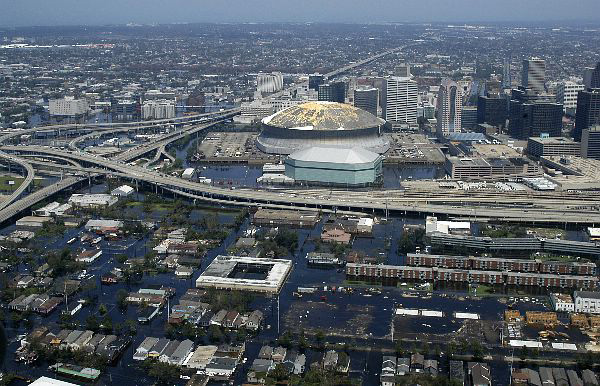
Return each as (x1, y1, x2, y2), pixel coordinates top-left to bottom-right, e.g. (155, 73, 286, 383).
(4, 145, 600, 225)
(0, 110, 237, 223)
(0, 151, 35, 211)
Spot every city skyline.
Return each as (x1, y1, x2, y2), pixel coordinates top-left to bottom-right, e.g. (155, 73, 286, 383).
(2, 0, 600, 27)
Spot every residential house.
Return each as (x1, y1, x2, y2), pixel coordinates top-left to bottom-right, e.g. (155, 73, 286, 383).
(469, 362, 492, 386)
(204, 357, 238, 379)
(553, 368, 569, 386)
(245, 310, 264, 331)
(222, 311, 241, 329)
(449, 360, 465, 385)
(210, 310, 228, 326)
(184, 345, 218, 370)
(410, 353, 424, 372)
(272, 346, 287, 363)
(258, 345, 273, 360)
(159, 340, 180, 363)
(380, 356, 397, 386)
(170, 339, 194, 366)
(148, 338, 170, 359)
(396, 358, 410, 376)
(133, 337, 159, 361)
(424, 359, 438, 376)
(247, 358, 275, 384)
(539, 367, 555, 386)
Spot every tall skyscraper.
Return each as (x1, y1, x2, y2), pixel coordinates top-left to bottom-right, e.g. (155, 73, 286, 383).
(318, 81, 346, 103)
(556, 81, 584, 115)
(508, 88, 563, 139)
(583, 62, 600, 90)
(581, 125, 600, 160)
(384, 76, 418, 125)
(437, 78, 463, 136)
(257, 72, 283, 94)
(353, 87, 379, 117)
(502, 57, 512, 89)
(461, 106, 478, 130)
(522, 57, 546, 94)
(309, 73, 325, 91)
(574, 89, 600, 141)
(395, 64, 411, 78)
(477, 95, 508, 128)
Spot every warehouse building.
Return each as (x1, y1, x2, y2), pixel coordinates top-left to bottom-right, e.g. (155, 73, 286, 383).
(196, 256, 292, 294)
(284, 146, 383, 187)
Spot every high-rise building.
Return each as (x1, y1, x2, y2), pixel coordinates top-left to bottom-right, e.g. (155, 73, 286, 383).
(384, 77, 418, 125)
(556, 81, 584, 115)
(353, 88, 379, 117)
(318, 81, 346, 103)
(395, 64, 411, 77)
(574, 89, 600, 141)
(257, 72, 284, 94)
(309, 73, 325, 91)
(141, 100, 176, 120)
(522, 58, 546, 94)
(477, 95, 508, 128)
(502, 57, 512, 89)
(583, 62, 600, 90)
(461, 106, 478, 130)
(49, 97, 89, 116)
(437, 78, 463, 136)
(581, 125, 600, 160)
(508, 88, 562, 139)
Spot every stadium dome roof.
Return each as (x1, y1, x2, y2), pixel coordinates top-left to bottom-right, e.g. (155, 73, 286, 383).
(262, 101, 384, 131)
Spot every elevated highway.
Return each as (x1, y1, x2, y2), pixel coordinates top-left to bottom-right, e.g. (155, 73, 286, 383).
(0, 109, 238, 223)
(3, 145, 600, 225)
(0, 151, 35, 210)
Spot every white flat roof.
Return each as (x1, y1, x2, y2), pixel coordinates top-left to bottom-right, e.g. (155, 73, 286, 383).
(551, 342, 577, 350)
(30, 377, 79, 386)
(588, 227, 600, 237)
(454, 312, 480, 320)
(395, 308, 419, 316)
(196, 255, 292, 293)
(509, 340, 543, 348)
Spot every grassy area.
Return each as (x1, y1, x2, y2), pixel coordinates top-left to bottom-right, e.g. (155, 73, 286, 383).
(343, 280, 382, 287)
(0, 176, 24, 192)
(473, 284, 493, 297)
(397, 282, 432, 291)
(527, 227, 565, 239)
(534, 254, 578, 262)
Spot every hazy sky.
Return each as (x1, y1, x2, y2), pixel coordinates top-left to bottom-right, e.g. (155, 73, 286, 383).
(1, 0, 599, 27)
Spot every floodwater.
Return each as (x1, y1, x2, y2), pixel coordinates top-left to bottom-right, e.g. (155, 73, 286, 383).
(0, 184, 591, 385)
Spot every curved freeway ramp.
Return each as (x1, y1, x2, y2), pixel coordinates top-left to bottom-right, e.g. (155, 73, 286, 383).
(0, 176, 81, 224)
(0, 151, 35, 211)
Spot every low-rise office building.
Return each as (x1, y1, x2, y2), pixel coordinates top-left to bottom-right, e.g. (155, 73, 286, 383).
(527, 136, 580, 158)
(574, 291, 600, 314)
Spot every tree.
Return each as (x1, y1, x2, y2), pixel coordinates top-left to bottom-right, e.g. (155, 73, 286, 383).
(86, 315, 100, 331)
(100, 315, 113, 333)
(116, 289, 129, 311)
(145, 360, 180, 385)
(98, 304, 108, 315)
(208, 325, 224, 343)
(270, 363, 289, 382)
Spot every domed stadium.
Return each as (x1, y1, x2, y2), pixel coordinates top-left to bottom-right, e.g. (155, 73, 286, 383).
(256, 101, 389, 155)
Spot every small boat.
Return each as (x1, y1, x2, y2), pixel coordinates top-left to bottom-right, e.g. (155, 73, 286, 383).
(67, 238, 76, 244)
